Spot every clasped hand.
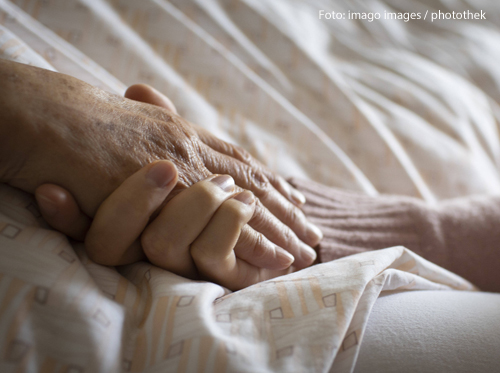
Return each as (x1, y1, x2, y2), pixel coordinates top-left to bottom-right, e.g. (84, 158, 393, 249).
(0, 60, 322, 290)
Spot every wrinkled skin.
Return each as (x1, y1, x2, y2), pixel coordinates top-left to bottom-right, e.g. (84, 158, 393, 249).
(0, 59, 321, 268)
(1, 60, 207, 207)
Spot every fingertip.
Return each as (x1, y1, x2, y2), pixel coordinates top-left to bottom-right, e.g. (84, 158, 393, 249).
(305, 221, 323, 246)
(145, 160, 178, 189)
(291, 188, 306, 206)
(275, 245, 295, 269)
(125, 84, 178, 114)
(295, 242, 317, 269)
(87, 160, 179, 262)
(232, 191, 255, 205)
(209, 174, 235, 192)
(35, 189, 59, 218)
(35, 184, 67, 201)
(35, 184, 71, 218)
(35, 184, 91, 241)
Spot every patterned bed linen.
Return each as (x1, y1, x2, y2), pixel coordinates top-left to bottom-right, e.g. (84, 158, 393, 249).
(0, 185, 473, 372)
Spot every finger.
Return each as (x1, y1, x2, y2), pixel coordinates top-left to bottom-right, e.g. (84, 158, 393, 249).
(195, 126, 306, 206)
(85, 160, 178, 266)
(190, 192, 292, 290)
(225, 192, 295, 270)
(122, 83, 302, 206)
(121, 83, 306, 211)
(233, 224, 294, 270)
(203, 151, 319, 268)
(200, 146, 322, 252)
(250, 200, 317, 269)
(35, 184, 91, 241)
(147, 181, 294, 275)
(141, 174, 237, 278)
(124, 84, 178, 114)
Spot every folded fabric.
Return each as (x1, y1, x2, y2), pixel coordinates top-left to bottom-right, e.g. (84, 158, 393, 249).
(291, 178, 500, 292)
(0, 183, 475, 373)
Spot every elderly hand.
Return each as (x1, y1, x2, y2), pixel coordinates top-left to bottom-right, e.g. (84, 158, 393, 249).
(0, 59, 322, 269)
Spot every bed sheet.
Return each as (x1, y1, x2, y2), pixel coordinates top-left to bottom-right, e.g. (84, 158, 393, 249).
(0, 0, 498, 372)
(0, 184, 474, 372)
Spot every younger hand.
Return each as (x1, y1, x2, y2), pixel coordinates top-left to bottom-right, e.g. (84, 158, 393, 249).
(41, 160, 295, 290)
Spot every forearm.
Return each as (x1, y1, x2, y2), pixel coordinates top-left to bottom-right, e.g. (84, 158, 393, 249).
(292, 177, 500, 291)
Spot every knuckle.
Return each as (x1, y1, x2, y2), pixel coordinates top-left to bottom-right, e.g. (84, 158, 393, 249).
(233, 145, 252, 163)
(278, 220, 300, 247)
(249, 232, 269, 262)
(265, 172, 279, 187)
(190, 242, 220, 270)
(155, 108, 174, 124)
(172, 136, 199, 165)
(197, 182, 224, 206)
(249, 202, 271, 231)
(282, 203, 306, 228)
(142, 230, 182, 270)
(140, 229, 166, 261)
(222, 200, 249, 222)
(245, 168, 271, 196)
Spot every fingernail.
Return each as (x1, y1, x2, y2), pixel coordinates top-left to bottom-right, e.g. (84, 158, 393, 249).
(291, 189, 306, 205)
(36, 194, 58, 218)
(233, 191, 255, 205)
(300, 242, 317, 264)
(147, 161, 176, 188)
(306, 221, 323, 244)
(275, 246, 295, 266)
(210, 175, 234, 192)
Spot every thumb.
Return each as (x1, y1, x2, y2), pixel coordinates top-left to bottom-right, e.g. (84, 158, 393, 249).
(35, 184, 91, 241)
(124, 84, 178, 114)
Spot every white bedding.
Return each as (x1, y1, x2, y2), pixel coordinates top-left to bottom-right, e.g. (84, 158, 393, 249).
(1, 0, 499, 371)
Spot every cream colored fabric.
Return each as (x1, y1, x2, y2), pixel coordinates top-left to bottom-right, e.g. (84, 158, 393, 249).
(0, 185, 474, 372)
(0, 0, 498, 372)
(354, 291, 500, 373)
(4, 0, 500, 201)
